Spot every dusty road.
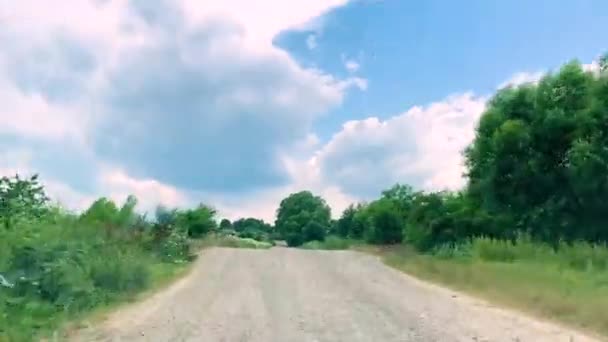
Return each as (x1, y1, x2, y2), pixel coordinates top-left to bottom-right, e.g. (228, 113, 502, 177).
(75, 247, 598, 342)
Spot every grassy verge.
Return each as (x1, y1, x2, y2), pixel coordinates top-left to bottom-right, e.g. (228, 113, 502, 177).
(57, 261, 193, 340)
(0, 218, 194, 342)
(377, 239, 608, 337)
(300, 236, 360, 250)
(195, 233, 274, 249)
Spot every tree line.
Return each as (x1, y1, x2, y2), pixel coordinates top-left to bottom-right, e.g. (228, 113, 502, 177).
(275, 56, 608, 250)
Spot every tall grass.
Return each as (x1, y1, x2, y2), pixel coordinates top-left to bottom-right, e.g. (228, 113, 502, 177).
(382, 237, 608, 337)
(196, 234, 274, 249)
(300, 236, 358, 250)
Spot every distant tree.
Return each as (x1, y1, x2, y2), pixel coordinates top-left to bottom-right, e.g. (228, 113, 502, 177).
(336, 205, 358, 238)
(81, 197, 120, 225)
(232, 217, 273, 241)
(219, 218, 232, 230)
(116, 195, 138, 227)
(275, 191, 331, 246)
(303, 221, 327, 242)
(362, 199, 403, 244)
(178, 204, 217, 238)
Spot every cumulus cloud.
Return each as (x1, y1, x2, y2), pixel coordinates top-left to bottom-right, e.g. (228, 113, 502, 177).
(314, 93, 487, 199)
(498, 71, 545, 89)
(0, 0, 363, 205)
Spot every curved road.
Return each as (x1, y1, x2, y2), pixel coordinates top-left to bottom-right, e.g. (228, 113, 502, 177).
(75, 247, 598, 342)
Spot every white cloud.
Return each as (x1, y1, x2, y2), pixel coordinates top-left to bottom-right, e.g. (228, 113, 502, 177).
(179, 0, 348, 48)
(99, 168, 191, 211)
(314, 93, 487, 198)
(498, 71, 544, 89)
(306, 34, 318, 50)
(583, 61, 601, 75)
(499, 57, 603, 89)
(344, 60, 360, 73)
(0, 0, 363, 197)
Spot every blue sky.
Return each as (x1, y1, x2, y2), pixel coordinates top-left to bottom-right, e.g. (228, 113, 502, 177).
(277, 0, 607, 140)
(0, 0, 605, 221)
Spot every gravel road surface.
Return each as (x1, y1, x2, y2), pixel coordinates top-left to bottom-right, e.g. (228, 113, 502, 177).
(74, 247, 598, 342)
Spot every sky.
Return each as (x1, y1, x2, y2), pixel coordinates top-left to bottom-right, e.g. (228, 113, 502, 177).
(0, 0, 606, 222)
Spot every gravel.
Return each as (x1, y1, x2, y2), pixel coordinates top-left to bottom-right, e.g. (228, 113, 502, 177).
(74, 247, 599, 342)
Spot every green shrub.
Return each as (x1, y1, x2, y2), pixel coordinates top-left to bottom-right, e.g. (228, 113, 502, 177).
(301, 236, 354, 250)
(286, 233, 304, 247)
(0, 188, 193, 340)
(303, 221, 326, 242)
(159, 229, 192, 263)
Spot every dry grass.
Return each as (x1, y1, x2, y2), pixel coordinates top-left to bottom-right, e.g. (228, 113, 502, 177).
(378, 244, 608, 338)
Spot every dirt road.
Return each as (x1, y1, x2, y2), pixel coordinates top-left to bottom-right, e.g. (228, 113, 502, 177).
(75, 247, 598, 342)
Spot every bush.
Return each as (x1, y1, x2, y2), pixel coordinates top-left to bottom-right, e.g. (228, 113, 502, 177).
(159, 229, 192, 263)
(301, 236, 354, 250)
(286, 233, 304, 247)
(303, 221, 326, 242)
(0, 184, 194, 340)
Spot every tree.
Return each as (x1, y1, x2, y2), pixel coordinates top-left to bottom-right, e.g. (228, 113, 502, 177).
(465, 60, 608, 243)
(81, 197, 120, 225)
(178, 204, 217, 238)
(0, 174, 49, 229)
(600, 52, 608, 73)
(232, 217, 273, 241)
(362, 199, 403, 244)
(275, 191, 331, 246)
(303, 221, 327, 242)
(219, 218, 232, 230)
(336, 205, 357, 237)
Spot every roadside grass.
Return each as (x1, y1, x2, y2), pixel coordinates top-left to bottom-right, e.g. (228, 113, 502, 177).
(196, 233, 274, 250)
(55, 261, 193, 341)
(379, 238, 608, 337)
(0, 219, 194, 342)
(300, 236, 360, 250)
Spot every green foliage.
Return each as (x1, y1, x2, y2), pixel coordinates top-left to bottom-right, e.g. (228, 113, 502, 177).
(600, 53, 608, 73)
(80, 197, 120, 224)
(0, 174, 49, 229)
(285, 233, 304, 247)
(334, 203, 368, 240)
(302, 221, 327, 242)
(199, 234, 273, 249)
(383, 241, 608, 336)
(362, 199, 403, 244)
(219, 218, 232, 230)
(275, 191, 331, 245)
(300, 236, 355, 250)
(232, 217, 273, 242)
(0, 178, 194, 340)
(465, 60, 608, 244)
(178, 204, 217, 238)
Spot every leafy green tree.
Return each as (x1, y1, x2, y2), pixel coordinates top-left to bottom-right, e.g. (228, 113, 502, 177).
(178, 204, 217, 238)
(350, 203, 368, 239)
(465, 60, 608, 243)
(232, 217, 273, 241)
(303, 221, 327, 242)
(362, 199, 403, 244)
(117, 195, 138, 227)
(219, 218, 232, 230)
(0, 174, 49, 229)
(81, 197, 120, 225)
(275, 191, 331, 246)
(336, 205, 357, 237)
